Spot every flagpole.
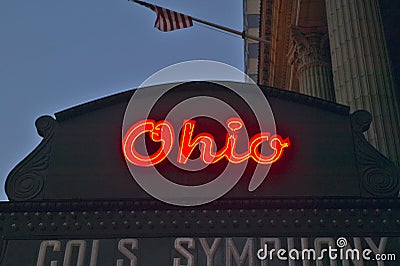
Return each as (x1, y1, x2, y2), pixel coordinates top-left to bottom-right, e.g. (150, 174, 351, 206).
(131, 0, 270, 44)
(190, 16, 270, 44)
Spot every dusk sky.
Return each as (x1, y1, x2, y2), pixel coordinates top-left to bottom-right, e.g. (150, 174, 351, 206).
(0, 1, 244, 200)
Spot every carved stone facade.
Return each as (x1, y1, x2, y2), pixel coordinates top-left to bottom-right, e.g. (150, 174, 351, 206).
(325, 0, 400, 166)
(244, 0, 400, 165)
(289, 26, 335, 101)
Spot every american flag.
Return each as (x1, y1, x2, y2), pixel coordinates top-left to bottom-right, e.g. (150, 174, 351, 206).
(154, 6, 193, 32)
(133, 0, 193, 32)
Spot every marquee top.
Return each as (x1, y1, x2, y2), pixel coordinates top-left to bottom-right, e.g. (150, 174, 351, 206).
(5, 81, 399, 203)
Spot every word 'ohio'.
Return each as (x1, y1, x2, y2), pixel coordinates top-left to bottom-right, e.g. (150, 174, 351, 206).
(122, 118, 290, 167)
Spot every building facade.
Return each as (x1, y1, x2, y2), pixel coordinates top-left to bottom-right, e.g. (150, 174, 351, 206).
(243, 0, 400, 166)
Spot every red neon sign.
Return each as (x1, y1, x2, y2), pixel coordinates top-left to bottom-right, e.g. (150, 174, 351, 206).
(122, 118, 290, 167)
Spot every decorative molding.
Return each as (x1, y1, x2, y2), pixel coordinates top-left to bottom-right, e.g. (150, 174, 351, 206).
(1, 198, 400, 212)
(0, 199, 399, 238)
(258, 0, 273, 85)
(5, 116, 56, 201)
(351, 110, 400, 197)
(266, 0, 296, 89)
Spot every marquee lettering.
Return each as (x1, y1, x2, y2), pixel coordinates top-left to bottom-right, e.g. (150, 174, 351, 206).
(122, 118, 290, 167)
(122, 119, 174, 167)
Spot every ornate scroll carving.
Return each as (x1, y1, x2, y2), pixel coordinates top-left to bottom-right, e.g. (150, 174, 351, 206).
(351, 110, 400, 197)
(5, 116, 56, 201)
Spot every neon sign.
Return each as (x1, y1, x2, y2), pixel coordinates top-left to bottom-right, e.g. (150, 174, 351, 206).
(122, 118, 290, 167)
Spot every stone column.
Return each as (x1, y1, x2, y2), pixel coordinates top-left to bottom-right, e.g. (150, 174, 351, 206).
(290, 26, 336, 102)
(325, 0, 400, 165)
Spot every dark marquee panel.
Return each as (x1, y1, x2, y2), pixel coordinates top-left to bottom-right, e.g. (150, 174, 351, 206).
(0, 199, 399, 265)
(1, 82, 399, 265)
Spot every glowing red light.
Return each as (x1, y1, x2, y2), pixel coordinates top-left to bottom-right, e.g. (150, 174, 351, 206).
(122, 119, 174, 167)
(123, 118, 290, 167)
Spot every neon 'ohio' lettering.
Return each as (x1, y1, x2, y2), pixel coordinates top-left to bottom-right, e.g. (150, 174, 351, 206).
(122, 118, 290, 167)
(122, 119, 174, 167)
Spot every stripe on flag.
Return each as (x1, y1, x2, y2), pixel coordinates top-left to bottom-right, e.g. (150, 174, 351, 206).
(154, 6, 193, 32)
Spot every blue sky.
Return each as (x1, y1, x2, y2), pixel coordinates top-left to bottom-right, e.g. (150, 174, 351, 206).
(0, 1, 244, 200)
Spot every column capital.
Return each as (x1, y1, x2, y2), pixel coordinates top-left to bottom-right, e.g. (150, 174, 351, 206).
(290, 26, 331, 74)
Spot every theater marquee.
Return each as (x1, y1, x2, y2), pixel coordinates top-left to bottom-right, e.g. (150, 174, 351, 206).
(1, 81, 400, 265)
(12, 237, 398, 265)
